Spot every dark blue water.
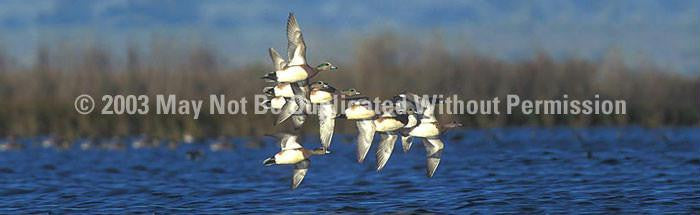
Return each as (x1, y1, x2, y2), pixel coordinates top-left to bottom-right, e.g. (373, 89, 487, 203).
(1, 127, 699, 213)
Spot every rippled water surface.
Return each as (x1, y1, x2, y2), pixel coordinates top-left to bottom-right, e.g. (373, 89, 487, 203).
(1, 127, 699, 213)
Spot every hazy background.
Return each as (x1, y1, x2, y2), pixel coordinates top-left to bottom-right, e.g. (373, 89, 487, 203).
(0, 0, 698, 72)
(0, 0, 698, 140)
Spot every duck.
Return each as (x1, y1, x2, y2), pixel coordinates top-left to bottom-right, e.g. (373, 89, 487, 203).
(262, 48, 292, 111)
(40, 135, 73, 150)
(182, 134, 195, 144)
(210, 136, 234, 152)
(186, 149, 204, 161)
(263, 13, 340, 128)
(131, 135, 160, 149)
(262, 133, 330, 189)
(263, 82, 308, 98)
(261, 96, 288, 110)
(336, 96, 377, 163)
(400, 92, 463, 177)
(101, 136, 126, 150)
(267, 47, 311, 129)
(0, 136, 23, 151)
(389, 95, 421, 153)
(308, 81, 360, 150)
(373, 101, 417, 171)
(80, 137, 97, 150)
(261, 13, 337, 84)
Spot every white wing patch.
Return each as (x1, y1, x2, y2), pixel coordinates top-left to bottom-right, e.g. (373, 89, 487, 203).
(279, 134, 303, 150)
(376, 133, 398, 171)
(286, 13, 306, 66)
(423, 138, 444, 177)
(356, 120, 376, 163)
(292, 160, 310, 189)
(318, 103, 336, 149)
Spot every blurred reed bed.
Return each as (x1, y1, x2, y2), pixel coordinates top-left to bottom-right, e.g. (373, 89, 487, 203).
(0, 33, 698, 142)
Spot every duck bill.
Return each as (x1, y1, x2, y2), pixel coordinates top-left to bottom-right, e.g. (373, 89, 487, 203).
(262, 158, 275, 166)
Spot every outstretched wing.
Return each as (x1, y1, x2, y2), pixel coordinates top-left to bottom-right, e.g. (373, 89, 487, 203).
(405, 92, 436, 121)
(276, 96, 298, 125)
(286, 13, 306, 66)
(269, 47, 287, 71)
(356, 119, 376, 163)
(423, 138, 444, 178)
(291, 83, 311, 113)
(318, 103, 336, 149)
(376, 133, 398, 171)
(278, 133, 302, 150)
(292, 159, 310, 189)
(275, 83, 309, 126)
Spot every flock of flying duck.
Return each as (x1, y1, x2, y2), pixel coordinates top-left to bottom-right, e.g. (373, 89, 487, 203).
(260, 13, 462, 189)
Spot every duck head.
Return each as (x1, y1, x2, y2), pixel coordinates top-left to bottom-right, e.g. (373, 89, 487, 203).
(391, 95, 417, 115)
(311, 147, 331, 155)
(340, 88, 360, 96)
(310, 81, 337, 93)
(315, 62, 338, 71)
(310, 81, 328, 89)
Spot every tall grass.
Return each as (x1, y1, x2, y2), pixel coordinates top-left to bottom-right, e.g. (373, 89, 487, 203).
(0, 33, 697, 141)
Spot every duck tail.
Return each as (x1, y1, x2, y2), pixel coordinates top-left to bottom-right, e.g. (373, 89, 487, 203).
(262, 157, 276, 166)
(262, 86, 274, 95)
(334, 114, 347, 119)
(261, 100, 271, 109)
(261, 72, 277, 82)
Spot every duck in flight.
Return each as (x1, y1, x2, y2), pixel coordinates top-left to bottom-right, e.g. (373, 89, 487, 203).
(399, 92, 462, 177)
(336, 96, 377, 163)
(263, 133, 330, 189)
(262, 13, 337, 84)
(389, 95, 421, 153)
(309, 81, 360, 150)
(263, 13, 337, 129)
(373, 103, 412, 171)
(266, 47, 310, 129)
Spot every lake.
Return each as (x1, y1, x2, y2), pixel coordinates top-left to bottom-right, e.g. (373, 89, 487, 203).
(1, 126, 698, 213)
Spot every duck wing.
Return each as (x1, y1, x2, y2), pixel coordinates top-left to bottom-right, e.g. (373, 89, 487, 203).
(401, 134, 413, 153)
(291, 159, 310, 189)
(275, 96, 298, 125)
(398, 128, 414, 153)
(412, 94, 437, 122)
(278, 133, 303, 150)
(376, 133, 397, 171)
(392, 95, 418, 115)
(268, 47, 287, 71)
(356, 119, 376, 163)
(291, 115, 306, 129)
(318, 103, 336, 149)
(275, 84, 309, 126)
(286, 13, 306, 66)
(423, 137, 444, 177)
(291, 83, 311, 113)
